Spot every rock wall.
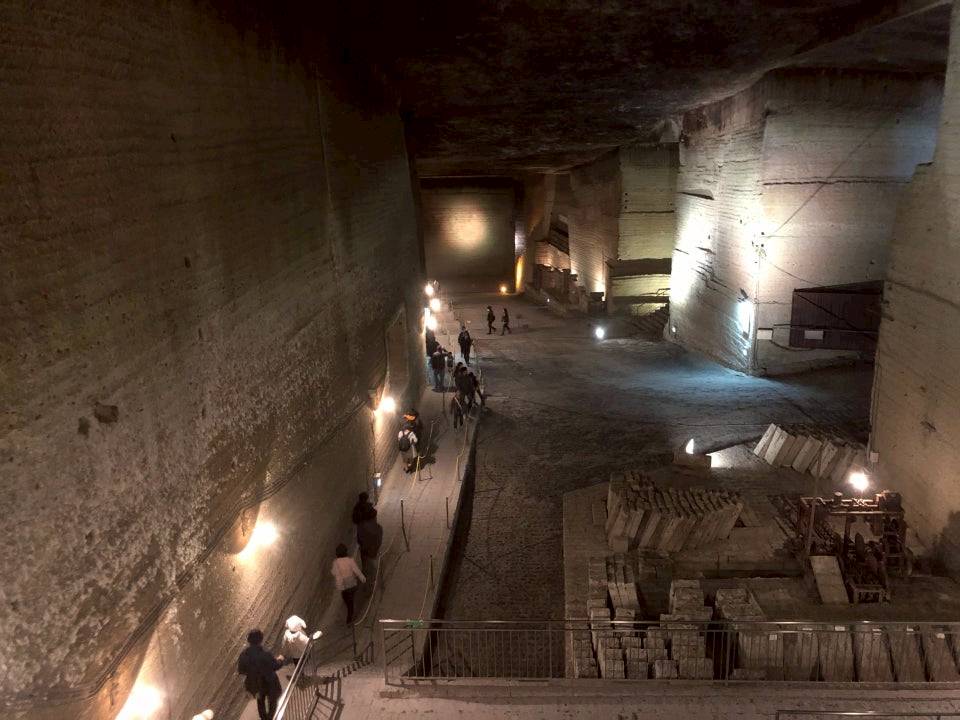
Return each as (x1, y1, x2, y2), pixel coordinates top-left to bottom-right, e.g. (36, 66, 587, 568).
(669, 69, 941, 374)
(420, 180, 517, 292)
(567, 151, 621, 300)
(872, 3, 960, 575)
(612, 144, 678, 315)
(0, 2, 421, 718)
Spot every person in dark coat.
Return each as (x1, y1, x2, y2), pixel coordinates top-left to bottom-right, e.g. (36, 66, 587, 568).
(352, 492, 374, 526)
(451, 392, 465, 429)
(457, 326, 473, 365)
(429, 348, 446, 390)
(465, 371, 480, 412)
(454, 365, 474, 408)
(357, 508, 384, 576)
(486, 306, 496, 334)
(501, 307, 512, 335)
(237, 629, 284, 720)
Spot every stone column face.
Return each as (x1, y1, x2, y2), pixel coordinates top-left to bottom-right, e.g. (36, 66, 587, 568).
(872, 2, 960, 574)
(0, 2, 421, 718)
(668, 68, 940, 375)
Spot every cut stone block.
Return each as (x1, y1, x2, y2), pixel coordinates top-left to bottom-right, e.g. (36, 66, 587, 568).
(792, 437, 823, 473)
(754, 424, 778, 457)
(678, 657, 713, 679)
(817, 625, 855, 682)
(783, 626, 819, 681)
(780, 434, 806, 467)
(922, 629, 960, 681)
(852, 627, 894, 682)
(810, 555, 849, 604)
(763, 428, 790, 464)
(652, 658, 679, 679)
(887, 628, 926, 682)
(626, 660, 649, 679)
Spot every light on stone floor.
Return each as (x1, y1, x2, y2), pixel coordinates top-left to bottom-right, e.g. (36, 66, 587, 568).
(685, 438, 695, 454)
(594, 326, 606, 340)
(116, 683, 163, 720)
(429, 297, 442, 312)
(849, 470, 870, 494)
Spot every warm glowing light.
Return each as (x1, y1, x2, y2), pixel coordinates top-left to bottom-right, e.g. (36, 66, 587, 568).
(116, 684, 163, 720)
(594, 326, 606, 340)
(311, 630, 323, 640)
(499, 284, 508, 295)
(375, 472, 383, 488)
(425, 315, 438, 331)
(238, 520, 278, 561)
(671, 326, 677, 334)
(449, 209, 486, 250)
(251, 522, 278, 546)
(685, 438, 695, 454)
(849, 471, 870, 493)
(377, 395, 396, 414)
(429, 297, 442, 313)
(191, 712, 214, 720)
(424, 283, 435, 297)
(515, 256, 524, 291)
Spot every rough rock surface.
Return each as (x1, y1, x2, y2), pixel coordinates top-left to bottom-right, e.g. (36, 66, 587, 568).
(0, 2, 421, 717)
(873, 3, 960, 576)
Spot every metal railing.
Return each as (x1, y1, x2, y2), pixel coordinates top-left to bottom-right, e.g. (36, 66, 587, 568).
(380, 619, 960, 686)
(776, 713, 960, 719)
(275, 637, 324, 720)
(275, 634, 373, 720)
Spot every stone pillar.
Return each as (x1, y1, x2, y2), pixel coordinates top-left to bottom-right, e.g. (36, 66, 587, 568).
(871, 1, 960, 575)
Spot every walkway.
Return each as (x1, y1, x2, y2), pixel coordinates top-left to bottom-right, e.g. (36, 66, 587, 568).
(239, 297, 481, 719)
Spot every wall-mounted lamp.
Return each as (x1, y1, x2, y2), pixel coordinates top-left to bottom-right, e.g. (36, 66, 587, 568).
(191, 711, 214, 720)
(424, 282, 435, 297)
(685, 438, 695, 454)
(499, 284, 508, 294)
(848, 470, 870, 494)
(116, 684, 163, 720)
(429, 297, 442, 313)
(425, 315, 438, 331)
(594, 326, 606, 340)
(377, 395, 396, 415)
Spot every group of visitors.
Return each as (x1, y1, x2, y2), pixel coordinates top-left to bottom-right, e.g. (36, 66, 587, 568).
(397, 407, 425, 472)
(450, 362, 482, 429)
(487, 305, 511, 335)
(238, 491, 386, 720)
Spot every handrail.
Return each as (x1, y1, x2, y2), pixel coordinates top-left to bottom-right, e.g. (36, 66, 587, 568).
(776, 714, 960, 719)
(274, 635, 322, 720)
(381, 618, 960, 685)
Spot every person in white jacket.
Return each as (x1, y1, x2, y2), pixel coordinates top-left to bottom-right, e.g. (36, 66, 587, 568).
(280, 615, 315, 665)
(331, 543, 365, 624)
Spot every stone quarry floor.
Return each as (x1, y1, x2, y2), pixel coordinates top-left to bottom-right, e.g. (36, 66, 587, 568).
(439, 291, 874, 623)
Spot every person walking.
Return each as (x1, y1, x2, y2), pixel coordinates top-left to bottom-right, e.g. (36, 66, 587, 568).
(398, 425, 419, 472)
(501, 307, 512, 335)
(451, 392, 465, 429)
(465, 371, 480, 412)
(331, 543, 365, 625)
(351, 492, 374, 526)
(357, 508, 384, 577)
(458, 326, 473, 365)
(429, 347, 445, 390)
(486, 306, 496, 334)
(280, 615, 316, 666)
(237, 629, 284, 720)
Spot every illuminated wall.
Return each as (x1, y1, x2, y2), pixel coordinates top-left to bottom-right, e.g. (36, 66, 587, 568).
(0, 2, 422, 718)
(669, 69, 941, 374)
(872, 4, 960, 576)
(420, 180, 517, 291)
(567, 151, 620, 299)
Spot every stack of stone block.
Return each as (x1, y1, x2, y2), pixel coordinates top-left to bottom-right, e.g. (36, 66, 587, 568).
(606, 471, 743, 553)
(714, 586, 782, 679)
(571, 629, 598, 678)
(607, 554, 642, 620)
(754, 423, 867, 481)
(662, 580, 713, 679)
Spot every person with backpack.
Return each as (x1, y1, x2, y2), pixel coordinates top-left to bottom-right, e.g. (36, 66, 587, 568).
(429, 347, 446, 390)
(237, 629, 284, 720)
(486, 305, 496, 334)
(398, 426, 418, 472)
(331, 543, 366, 624)
(501, 307, 512, 335)
(457, 326, 473, 365)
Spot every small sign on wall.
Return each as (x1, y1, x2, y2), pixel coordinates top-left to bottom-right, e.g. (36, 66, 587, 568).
(804, 329, 825, 341)
(756, 328, 773, 341)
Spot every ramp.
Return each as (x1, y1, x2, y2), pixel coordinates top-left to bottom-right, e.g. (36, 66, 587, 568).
(810, 555, 849, 604)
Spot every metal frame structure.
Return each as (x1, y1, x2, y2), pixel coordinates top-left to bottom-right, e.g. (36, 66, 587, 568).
(381, 619, 960, 687)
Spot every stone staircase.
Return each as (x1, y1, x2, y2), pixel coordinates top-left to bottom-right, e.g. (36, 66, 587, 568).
(629, 304, 669, 339)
